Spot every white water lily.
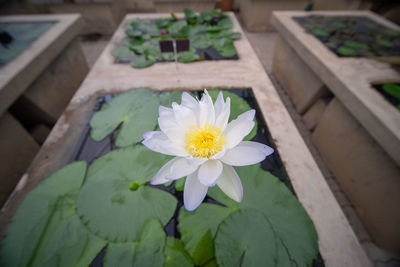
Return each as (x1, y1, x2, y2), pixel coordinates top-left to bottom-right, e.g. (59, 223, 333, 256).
(142, 90, 274, 211)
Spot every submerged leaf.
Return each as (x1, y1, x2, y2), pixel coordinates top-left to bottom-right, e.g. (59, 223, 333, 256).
(90, 88, 160, 147)
(382, 83, 400, 100)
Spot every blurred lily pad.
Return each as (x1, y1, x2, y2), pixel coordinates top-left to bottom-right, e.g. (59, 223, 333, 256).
(90, 88, 159, 147)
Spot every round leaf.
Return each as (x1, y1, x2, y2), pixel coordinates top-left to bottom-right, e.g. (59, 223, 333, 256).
(112, 46, 134, 59)
(165, 237, 194, 267)
(77, 146, 177, 242)
(90, 88, 160, 147)
(130, 55, 156, 68)
(214, 210, 277, 267)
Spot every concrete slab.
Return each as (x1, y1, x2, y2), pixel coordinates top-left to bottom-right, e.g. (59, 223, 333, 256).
(0, 14, 84, 117)
(271, 10, 400, 166)
(0, 12, 373, 267)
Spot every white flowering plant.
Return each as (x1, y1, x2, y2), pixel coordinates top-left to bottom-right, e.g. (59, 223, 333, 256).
(143, 90, 274, 211)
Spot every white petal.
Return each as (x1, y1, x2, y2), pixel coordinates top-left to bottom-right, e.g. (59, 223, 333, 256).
(198, 90, 215, 126)
(181, 92, 199, 110)
(159, 105, 174, 118)
(172, 102, 197, 130)
(210, 147, 226, 160)
(220, 141, 274, 166)
(217, 164, 243, 202)
(186, 157, 208, 166)
(223, 110, 255, 148)
(214, 97, 230, 131)
(142, 131, 187, 157)
(150, 158, 178, 185)
(167, 157, 199, 180)
(198, 159, 223, 186)
(184, 170, 208, 211)
(214, 91, 224, 118)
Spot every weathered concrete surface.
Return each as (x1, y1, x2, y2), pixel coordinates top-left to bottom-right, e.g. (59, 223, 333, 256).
(312, 98, 400, 252)
(46, 0, 125, 34)
(0, 14, 83, 117)
(0, 113, 39, 207)
(271, 11, 400, 167)
(303, 98, 329, 130)
(22, 39, 89, 124)
(0, 13, 373, 267)
(272, 36, 329, 113)
(153, 0, 217, 13)
(240, 0, 309, 31)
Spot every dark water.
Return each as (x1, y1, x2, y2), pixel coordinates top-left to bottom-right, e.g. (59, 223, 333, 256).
(372, 83, 400, 111)
(0, 21, 55, 67)
(295, 15, 400, 58)
(69, 89, 323, 267)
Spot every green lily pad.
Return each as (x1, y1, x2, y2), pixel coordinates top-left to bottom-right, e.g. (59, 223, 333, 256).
(337, 46, 357, 56)
(217, 18, 233, 29)
(209, 165, 319, 267)
(103, 219, 166, 267)
(179, 203, 233, 265)
(179, 164, 319, 267)
(168, 20, 187, 34)
(161, 52, 175, 61)
(112, 46, 134, 59)
(160, 90, 183, 107)
(104, 242, 136, 267)
(184, 8, 197, 23)
(76, 146, 177, 242)
(156, 18, 171, 29)
(312, 28, 330, 37)
(376, 39, 394, 47)
(383, 28, 399, 36)
(382, 83, 400, 100)
(191, 35, 211, 49)
(90, 88, 160, 147)
(165, 238, 194, 267)
(0, 162, 106, 267)
(178, 49, 200, 63)
(130, 55, 156, 68)
(343, 40, 370, 50)
(208, 90, 257, 141)
(175, 177, 186, 191)
(214, 210, 277, 267)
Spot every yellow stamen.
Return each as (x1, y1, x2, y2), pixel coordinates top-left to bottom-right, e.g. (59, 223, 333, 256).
(185, 123, 225, 158)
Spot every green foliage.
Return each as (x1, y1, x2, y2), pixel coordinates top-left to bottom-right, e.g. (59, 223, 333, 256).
(343, 40, 370, 50)
(179, 164, 319, 267)
(376, 38, 394, 47)
(164, 238, 194, 267)
(0, 162, 107, 267)
(382, 83, 400, 100)
(90, 88, 159, 146)
(76, 146, 176, 242)
(111, 9, 240, 68)
(337, 46, 357, 56)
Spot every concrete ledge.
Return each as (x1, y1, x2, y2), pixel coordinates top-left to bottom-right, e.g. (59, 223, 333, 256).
(272, 36, 329, 113)
(312, 98, 400, 251)
(0, 14, 84, 117)
(271, 10, 400, 166)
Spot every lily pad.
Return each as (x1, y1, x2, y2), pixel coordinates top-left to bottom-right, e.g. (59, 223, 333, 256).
(130, 55, 156, 68)
(103, 219, 166, 267)
(179, 203, 233, 265)
(90, 88, 160, 147)
(217, 18, 233, 29)
(76, 146, 177, 242)
(337, 46, 357, 56)
(382, 83, 400, 100)
(208, 90, 257, 141)
(0, 162, 106, 267)
(112, 46, 134, 59)
(168, 20, 187, 34)
(178, 164, 319, 267)
(160, 90, 183, 107)
(191, 35, 211, 49)
(164, 237, 194, 267)
(214, 210, 277, 267)
(177, 48, 200, 63)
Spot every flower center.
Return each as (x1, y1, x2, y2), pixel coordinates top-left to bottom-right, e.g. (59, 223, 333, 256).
(185, 123, 225, 158)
